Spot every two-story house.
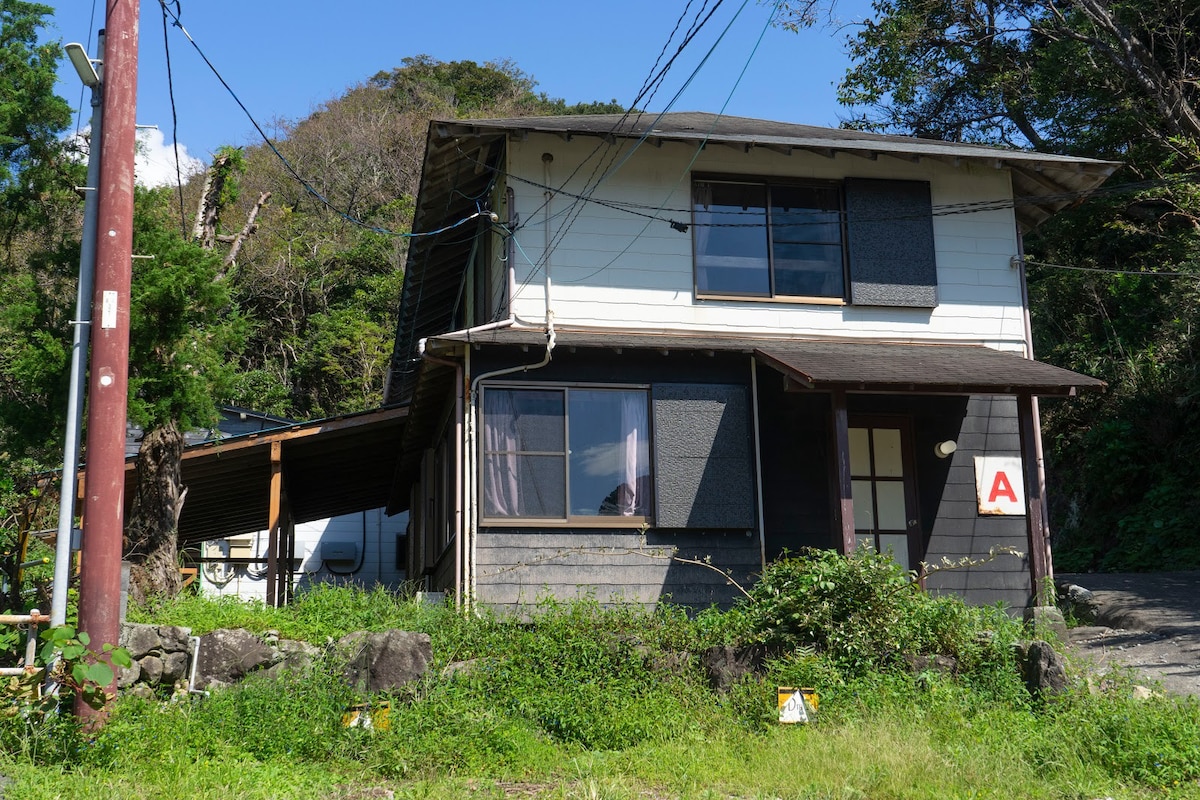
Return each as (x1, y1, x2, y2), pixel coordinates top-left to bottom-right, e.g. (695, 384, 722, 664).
(384, 113, 1115, 612)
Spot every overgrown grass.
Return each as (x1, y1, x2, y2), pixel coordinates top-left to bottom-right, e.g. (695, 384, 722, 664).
(7, 553, 1200, 799)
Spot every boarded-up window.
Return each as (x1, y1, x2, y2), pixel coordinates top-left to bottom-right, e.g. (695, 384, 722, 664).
(844, 178, 937, 308)
(652, 383, 755, 528)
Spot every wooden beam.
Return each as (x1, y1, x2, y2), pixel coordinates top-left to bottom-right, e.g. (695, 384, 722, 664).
(266, 440, 282, 607)
(1017, 393, 1050, 604)
(832, 390, 856, 555)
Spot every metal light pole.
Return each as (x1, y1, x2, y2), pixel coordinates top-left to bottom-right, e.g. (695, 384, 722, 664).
(76, 0, 140, 722)
(51, 34, 104, 631)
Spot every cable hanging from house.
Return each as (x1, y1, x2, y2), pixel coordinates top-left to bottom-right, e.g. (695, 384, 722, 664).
(1020, 258, 1200, 279)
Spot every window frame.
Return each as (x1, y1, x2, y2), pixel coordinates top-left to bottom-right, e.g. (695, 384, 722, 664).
(478, 381, 654, 527)
(691, 175, 849, 304)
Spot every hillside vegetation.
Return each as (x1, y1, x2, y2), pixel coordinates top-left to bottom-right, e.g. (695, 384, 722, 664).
(5, 550, 1200, 799)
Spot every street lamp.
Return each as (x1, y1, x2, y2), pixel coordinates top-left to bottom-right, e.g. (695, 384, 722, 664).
(50, 33, 104, 631)
(65, 41, 100, 88)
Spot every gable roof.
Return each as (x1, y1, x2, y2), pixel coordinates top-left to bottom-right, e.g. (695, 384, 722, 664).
(386, 112, 1120, 406)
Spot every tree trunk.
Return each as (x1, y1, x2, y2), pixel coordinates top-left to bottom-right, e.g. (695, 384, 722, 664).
(123, 422, 188, 606)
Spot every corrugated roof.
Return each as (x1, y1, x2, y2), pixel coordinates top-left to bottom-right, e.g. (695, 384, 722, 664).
(118, 406, 407, 545)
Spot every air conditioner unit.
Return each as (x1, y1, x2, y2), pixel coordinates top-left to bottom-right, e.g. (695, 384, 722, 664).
(227, 535, 254, 559)
(321, 541, 358, 563)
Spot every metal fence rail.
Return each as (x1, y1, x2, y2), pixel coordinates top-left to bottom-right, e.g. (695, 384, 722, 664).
(0, 609, 48, 677)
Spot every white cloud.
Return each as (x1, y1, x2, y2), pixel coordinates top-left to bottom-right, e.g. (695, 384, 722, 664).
(64, 127, 205, 189)
(135, 128, 204, 188)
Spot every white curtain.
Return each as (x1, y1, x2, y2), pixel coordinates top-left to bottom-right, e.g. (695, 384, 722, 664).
(617, 391, 649, 516)
(482, 390, 520, 516)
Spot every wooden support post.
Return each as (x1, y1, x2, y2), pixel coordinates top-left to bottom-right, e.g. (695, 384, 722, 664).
(266, 441, 282, 607)
(831, 390, 856, 555)
(1017, 393, 1050, 605)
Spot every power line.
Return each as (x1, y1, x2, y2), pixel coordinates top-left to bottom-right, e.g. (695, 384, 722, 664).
(160, 0, 187, 238)
(1022, 258, 1200, 279)
(154, 0, 479, 241)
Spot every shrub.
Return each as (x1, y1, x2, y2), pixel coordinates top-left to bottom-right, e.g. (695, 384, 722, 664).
(733, 548, 922, 671)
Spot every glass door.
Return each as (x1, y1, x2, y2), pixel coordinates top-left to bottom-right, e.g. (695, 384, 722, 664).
(848, 418, 919, 570)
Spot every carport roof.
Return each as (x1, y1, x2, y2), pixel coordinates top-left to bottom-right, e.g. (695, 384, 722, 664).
(118, 405, 407, 547)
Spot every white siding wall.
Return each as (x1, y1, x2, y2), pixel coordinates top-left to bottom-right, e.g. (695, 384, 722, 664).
(198, 508, 409, 601)
(505, 134, 1027, 353)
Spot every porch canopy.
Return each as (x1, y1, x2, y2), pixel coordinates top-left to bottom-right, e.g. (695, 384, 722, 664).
(752, 340, 1106, 396)
(421, 327, 1106, 397)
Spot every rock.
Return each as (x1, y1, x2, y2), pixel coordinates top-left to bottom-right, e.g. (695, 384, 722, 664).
(1024, 606, 1069, 641)
(195, 628, 277, 689)
(905, 654, 958, 675)
(1055, 582, 1100, 624)
(138, 655, 164, 686)
(264, 639, 321, 678)
(701, 645, 767, 693)
(129, 685, 155, 701)
(157, 625, 192, 653)
(162, 650, 189, 684)
(120, 623, 162, 660)
(339, 630, 431, 693)
(441, 658, 482, 680)
(116, 659, 141, 689)
(1016, 639, 1068, 696)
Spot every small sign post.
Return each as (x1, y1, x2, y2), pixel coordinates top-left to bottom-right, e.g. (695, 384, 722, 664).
(778, 687, 818, 724)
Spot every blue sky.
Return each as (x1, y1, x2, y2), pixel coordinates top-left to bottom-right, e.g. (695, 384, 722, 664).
(44, 1, 871, 183)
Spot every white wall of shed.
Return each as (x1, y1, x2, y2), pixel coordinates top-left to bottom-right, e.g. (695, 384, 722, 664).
(197, 508, 409, 601)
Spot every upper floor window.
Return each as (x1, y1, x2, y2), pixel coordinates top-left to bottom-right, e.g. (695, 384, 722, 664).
(692, 178, 846, 300)
(692, 176, 940, 309)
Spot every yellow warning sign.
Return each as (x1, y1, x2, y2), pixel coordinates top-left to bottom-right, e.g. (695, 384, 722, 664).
(341, 701, 391, 730)
(777, 687, 818, 724)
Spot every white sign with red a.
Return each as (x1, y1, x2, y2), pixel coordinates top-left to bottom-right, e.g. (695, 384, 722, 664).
(974, 456, 1026, 515)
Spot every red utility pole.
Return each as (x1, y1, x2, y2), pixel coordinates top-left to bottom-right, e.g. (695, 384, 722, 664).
(75, 0, 140, 722)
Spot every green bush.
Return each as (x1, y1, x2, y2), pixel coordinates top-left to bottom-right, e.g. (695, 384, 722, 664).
(729, 548, 1026, 698)
(732, 548, 922, 670)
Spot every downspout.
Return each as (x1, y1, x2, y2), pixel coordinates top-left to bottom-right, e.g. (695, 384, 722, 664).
(541, 153, 556, 335)
(1014, 236, 1054, 585)
(750, 358, 767, 571)
(413, 185, 522, 610)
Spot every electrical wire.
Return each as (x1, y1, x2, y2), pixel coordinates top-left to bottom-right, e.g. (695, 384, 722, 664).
(534, 0, 735, 264)
(154, 0, 481, 240)
(562, 0, 780, 284)
(468, 148, 1200, 233)
(1022, 258, 1200, 278)
(160, 0, 188, 238)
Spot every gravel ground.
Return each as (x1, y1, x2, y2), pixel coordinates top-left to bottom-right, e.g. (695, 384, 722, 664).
(1058, 572, 1200, 696)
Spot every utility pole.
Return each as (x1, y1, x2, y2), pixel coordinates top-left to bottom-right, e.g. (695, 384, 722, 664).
(75, 0, 140, 722)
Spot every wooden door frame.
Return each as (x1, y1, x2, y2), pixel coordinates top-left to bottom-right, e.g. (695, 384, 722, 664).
(841, 412, 923, 571)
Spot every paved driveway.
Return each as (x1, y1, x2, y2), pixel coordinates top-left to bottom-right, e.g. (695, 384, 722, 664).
(1058, 572, 1200, 696)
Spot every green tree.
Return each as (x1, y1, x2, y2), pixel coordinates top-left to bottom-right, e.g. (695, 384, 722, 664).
(121, 187, 248, 602)
(0, 0, 75, 239)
